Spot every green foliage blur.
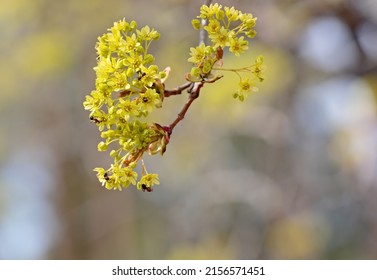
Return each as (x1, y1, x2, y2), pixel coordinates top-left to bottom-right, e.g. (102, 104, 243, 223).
(1, 0, 377, 259)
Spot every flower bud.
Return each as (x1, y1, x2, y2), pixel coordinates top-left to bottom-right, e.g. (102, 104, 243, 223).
(98, 141, 108, 151)
(191, 19, 201, 30)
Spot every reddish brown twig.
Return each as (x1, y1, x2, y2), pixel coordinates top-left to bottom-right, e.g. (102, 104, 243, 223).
(166, 73, 223, 135)
(167, 81, 204, 133)
(164, 82, 193, 97)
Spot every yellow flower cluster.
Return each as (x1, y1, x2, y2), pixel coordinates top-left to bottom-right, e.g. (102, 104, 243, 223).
(84, 4, 266, 192)
(189, 4, 265, 101)
(83, 19, 168, 191)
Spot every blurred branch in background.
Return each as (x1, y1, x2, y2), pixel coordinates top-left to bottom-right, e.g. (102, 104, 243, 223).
(199, 0, 213, 45)
(0, 0, 377, 260)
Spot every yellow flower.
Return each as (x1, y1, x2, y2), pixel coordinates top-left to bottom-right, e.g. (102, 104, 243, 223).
(229, 36, 248, 56)
(137, 173, 160, 191)
(239, 77, 253, 92)
(139, 88, 162, 113)
(205, 19, 221, 34)
(225, 6, 239, 22)
(188, 43, 207, 64)
(253, 55, 266, 82)
(209, 27, 233, 48)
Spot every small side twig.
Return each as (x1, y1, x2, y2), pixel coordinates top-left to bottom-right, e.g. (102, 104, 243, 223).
(164, 82, 193, 97)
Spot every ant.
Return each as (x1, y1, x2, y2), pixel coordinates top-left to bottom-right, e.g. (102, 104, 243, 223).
(141, 184, 153, 192)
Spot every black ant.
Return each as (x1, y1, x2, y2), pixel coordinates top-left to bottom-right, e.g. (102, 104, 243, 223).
(90, 116, 101, 124)
(141, 184, 153, 192)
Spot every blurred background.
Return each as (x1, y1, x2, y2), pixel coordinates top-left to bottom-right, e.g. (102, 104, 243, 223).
(1, 0, 377, 259)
